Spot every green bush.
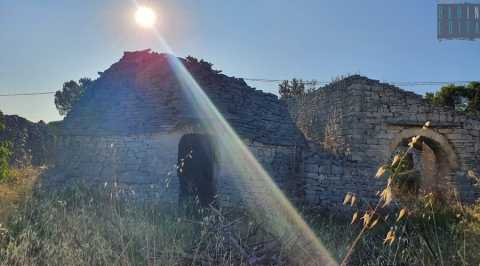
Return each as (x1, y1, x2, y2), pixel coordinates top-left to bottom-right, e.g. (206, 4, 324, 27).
(0, 111, 11, 182)
(425, 82, 480, 115)
(0, 142, 11, 182)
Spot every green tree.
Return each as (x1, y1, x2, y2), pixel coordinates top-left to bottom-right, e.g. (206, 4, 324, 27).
(424, 92, 435, 103)
(278, 78, 306, 99)
(278, 80, 291, 99)
(0, 111, 11, 182)
(54, 78, 92, 116)
(290, 78, 305, 96)
(425, 82, 480, 115)
(465, 81, 480, 115)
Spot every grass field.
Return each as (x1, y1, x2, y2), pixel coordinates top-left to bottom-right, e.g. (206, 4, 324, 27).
(0, 167, 41, 225)
(0, 168, 479, 265)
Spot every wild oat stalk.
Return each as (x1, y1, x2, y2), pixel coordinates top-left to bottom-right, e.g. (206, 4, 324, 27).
(340, 121, 431, 266)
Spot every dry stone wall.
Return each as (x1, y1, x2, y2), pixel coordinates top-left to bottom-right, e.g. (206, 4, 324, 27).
(289, 75, 480, 206)
(0, 115, 55, 167)
(287, 79, 359, 156)
(54, 50, 480, 209)
(54, 133, 182, 203)
(54, 133, 299, 205)
(301, 151, 378, 209)
(63, 50, 303, 146)
(216, 141, 300, 205)
(56, 50, 304, 205)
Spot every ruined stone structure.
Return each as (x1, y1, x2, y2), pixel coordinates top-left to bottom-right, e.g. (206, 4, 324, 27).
(289, 76, 480, 205)
(54, 50, 480, 208)
(55, 50, 304, 205)
(0, 115, 55, 167)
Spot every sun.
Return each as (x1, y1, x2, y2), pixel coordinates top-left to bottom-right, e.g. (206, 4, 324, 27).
(135, 6, 156, 28)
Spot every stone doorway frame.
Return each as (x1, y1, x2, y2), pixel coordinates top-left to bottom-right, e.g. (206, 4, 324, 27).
(389, 128, 459, 169)
(388, 128, 459, 196)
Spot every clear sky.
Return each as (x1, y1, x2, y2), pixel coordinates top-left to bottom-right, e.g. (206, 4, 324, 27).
(0, 1, 479, 122)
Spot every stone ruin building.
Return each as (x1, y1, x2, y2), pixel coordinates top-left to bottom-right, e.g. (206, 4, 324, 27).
(0, 115, 55, 167)
(53, 49, 480, 208)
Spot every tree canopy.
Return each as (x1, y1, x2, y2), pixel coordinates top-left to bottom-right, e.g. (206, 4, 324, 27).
(425, 82, 480, 115)
(278, 79, 309, 99)
(184, 56, 222, 75)
(54, 78, 92, 116)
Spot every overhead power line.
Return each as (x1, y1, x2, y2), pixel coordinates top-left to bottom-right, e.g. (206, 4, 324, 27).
(0, 79, 475, 97)
(0, 91, 56, 97)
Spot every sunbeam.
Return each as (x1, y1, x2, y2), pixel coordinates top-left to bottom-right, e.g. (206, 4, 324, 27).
(130, 2, 337, 264)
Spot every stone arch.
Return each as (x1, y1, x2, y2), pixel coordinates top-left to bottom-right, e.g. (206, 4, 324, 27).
(177, 133, 217, 207)
(389, 128, 459, 169)
(388, 128, 459, 196)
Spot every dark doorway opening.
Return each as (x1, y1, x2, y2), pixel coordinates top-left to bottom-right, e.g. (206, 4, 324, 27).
(177, 133, 216, 208)
(394, 136, 454, 197)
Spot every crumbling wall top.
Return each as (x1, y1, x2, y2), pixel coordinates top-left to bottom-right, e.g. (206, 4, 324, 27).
(62, 50, 304, 146)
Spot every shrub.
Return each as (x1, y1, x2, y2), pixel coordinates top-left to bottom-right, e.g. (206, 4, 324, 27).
(0, 142, 11, 183)
(0, 111, 11, 182)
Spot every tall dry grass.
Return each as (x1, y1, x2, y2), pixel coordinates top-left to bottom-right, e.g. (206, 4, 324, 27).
(0, 179, 478, 265)
(336, 121, 480, 266)
(0, 167, 41, 225)
(0, 122, 479, 265)
(0, 181, 299, 265)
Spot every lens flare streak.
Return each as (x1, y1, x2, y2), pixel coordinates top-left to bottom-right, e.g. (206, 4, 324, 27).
(131, 1, 337, 264)
(166, 54, 336, 265)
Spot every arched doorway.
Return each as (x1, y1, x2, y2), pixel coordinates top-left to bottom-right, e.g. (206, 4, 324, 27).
(389, 128, 459, 196)
(177, 133, 216, 207)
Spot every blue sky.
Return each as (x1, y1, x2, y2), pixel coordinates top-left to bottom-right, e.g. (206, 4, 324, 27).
(0, 1, 479, 122)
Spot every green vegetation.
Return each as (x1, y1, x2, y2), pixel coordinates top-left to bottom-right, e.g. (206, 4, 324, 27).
(54, 78, 93, 116)
(0, 112, 11, 182)
(185, 56, 222, 75)
(0, 122, 479, 265)
(311, 201, 480, 266)
(278, 78, 318, 99)
(0, 173, 479, 265)
(425, 82, 480, 115)
(337, 122, 480, 265)
(0, 167, 41, 225)
(0, 182, 293, 265)
(0, 144, 11, 183)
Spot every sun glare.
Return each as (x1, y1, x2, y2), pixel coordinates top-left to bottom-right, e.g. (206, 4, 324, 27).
(127, 5, 337, 263)
(135, 6, 156, 28)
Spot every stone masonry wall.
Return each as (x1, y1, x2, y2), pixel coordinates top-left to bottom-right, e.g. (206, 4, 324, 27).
(216, 141, 300, 205)
(54, 133, 299, 205)
(301, 151, 379, 209)
(287, 78, 359, 156)
(56, 51, 479, 208)
(55, 50, 305, 206)
(289, 75, 480, 205)
(0, 115, 55, 167)
(63, 50, 303, 147)
(349, 81, 480, 200)
(54, 133, 182, 203)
